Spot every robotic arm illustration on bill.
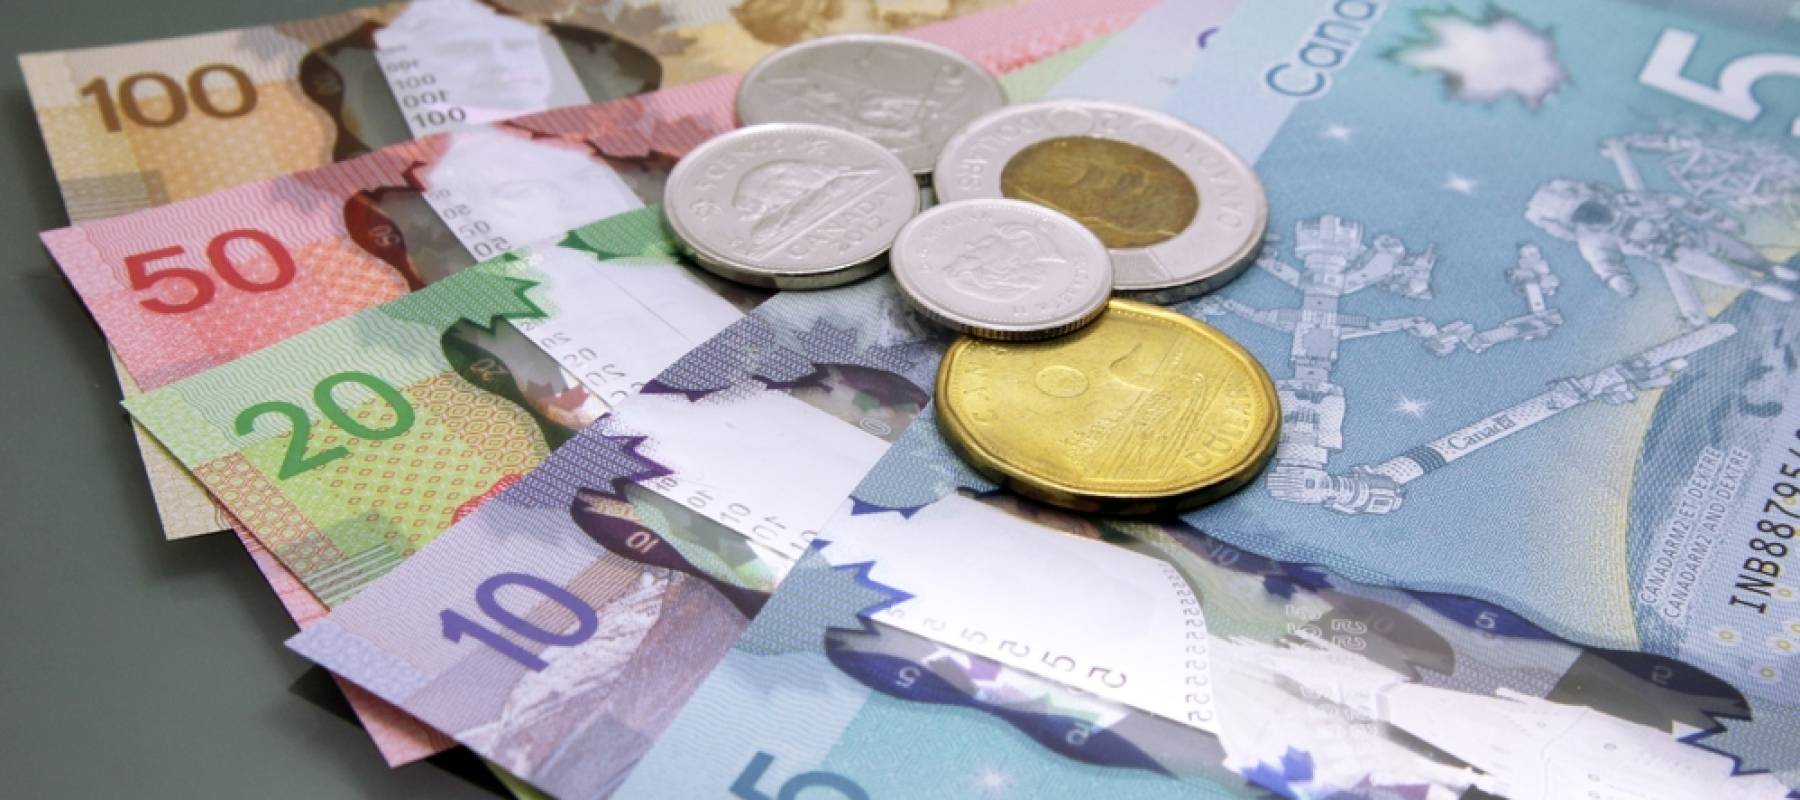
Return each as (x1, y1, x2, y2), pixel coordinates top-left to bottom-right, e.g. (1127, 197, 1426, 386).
(1192, 126, 1795, 514)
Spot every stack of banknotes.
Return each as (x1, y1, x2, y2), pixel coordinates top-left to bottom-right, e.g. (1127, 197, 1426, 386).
(22, 0, 1800, 796)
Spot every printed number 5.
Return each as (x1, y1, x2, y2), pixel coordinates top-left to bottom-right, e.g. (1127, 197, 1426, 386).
(234, 371, 414, 479)
(1639, 29, 1800, 136)
(732, 753, 869, 800)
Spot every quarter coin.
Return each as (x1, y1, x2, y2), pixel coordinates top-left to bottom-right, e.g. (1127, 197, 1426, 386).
(933, 99, 1268, 300)
(936, 299, 1280, 514)
(665, 123, 918, 289)
(737, 34, 1007, 176)
(891, 199, 1112, 340)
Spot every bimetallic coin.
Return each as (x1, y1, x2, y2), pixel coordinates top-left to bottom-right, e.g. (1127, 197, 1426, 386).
(936, 299, 1279, 514)
(665, 123, 918, 289)
(891, 199, 1112, 340)
(737, 34, 1007, 175)
(933, 100, 1268, 300)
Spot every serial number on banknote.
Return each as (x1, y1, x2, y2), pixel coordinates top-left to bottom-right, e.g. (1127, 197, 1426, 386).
(1728, 430, 1800, 616)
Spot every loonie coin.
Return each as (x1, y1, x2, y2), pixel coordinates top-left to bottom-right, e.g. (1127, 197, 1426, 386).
(665, 123, 918, 289)
(890, 199, 1112, 340)
(736, 34, 1007, 176)
(936, 299, 1279, 514)
(933, 99, 1268, 300)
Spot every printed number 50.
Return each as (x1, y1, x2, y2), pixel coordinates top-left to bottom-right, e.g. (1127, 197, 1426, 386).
(1639, 29, 1800, 136)
(126, 229, 297, 314)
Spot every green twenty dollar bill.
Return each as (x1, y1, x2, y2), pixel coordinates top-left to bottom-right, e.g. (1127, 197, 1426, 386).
(128, 209, 750, 605)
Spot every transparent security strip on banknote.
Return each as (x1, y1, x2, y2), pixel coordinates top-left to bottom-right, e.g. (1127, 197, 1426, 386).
(126, 209, 749, 606)
(1046, 0, 1237, 108)
(285, 273, 1208, 795)
(281, 273, 957, 795)
(616, 429, 1793, 798)
(274, 38, 1144, 789)
(39, 0, 1155, 540)
(296, 178, 1786, 796)
(1145, 0, 1800, 785)
(17, 0, 1050, 223)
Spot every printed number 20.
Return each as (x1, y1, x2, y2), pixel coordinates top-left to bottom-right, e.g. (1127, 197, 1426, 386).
(234, 371, 414, 479)
(440, 573, 598, 672)
(1639, 29, 1800, 136)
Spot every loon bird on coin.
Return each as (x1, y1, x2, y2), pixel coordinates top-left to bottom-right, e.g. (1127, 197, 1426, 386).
(935, 299, 1279, 514)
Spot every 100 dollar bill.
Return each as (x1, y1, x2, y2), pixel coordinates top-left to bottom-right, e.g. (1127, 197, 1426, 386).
(127, 210, 745, 605)
(19, 0, 1038, 222)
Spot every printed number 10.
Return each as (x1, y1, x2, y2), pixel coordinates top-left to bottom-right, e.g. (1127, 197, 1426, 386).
(441, 573, 597, 672)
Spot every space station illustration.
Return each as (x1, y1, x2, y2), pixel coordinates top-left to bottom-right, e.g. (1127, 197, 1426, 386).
(1194, 125, 1800, 514)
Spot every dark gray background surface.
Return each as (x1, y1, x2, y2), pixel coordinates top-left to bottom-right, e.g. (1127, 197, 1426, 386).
(0, 1, 494, 796)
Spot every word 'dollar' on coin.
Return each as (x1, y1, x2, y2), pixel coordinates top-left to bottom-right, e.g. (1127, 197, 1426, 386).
(934, 100, 1268, 300)
(891, 199, 1112, 340)
(936, 299, 1279, 515)
(665, 123, 918, 289)
(736, 34, 1007, 176)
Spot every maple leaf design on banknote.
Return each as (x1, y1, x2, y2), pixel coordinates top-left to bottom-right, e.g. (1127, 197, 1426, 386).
(124, 211, 747, 605)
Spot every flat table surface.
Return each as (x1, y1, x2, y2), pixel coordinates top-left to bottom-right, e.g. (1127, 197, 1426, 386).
(0, 1, 495, 796)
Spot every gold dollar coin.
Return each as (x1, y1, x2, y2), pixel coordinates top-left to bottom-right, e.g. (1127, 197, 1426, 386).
(936, 299, 1278, 514)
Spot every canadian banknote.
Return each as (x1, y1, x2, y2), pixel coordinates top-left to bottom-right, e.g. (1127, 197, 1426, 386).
(1130, 0, 1800, 783)
(235, 523, 454, 765)
(127, 209, 749, 605)
(616, 424, 1790, 798)
(278, 44, 1130, 791)
(41, 0, 1154, 540)
(18, 0, 1037, 222)
(1046, 0, 1236, 108)
(284, 274, 950, 796)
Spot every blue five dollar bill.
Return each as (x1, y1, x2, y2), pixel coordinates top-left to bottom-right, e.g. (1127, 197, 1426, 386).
(1157, 0, 1800, 784)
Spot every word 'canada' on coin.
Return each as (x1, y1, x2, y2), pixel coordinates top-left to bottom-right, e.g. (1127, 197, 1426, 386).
(935, 99, 1268, 301)
(891, 199, 1113, 340)
(665, 122, 918, 290)
(736, 34, 1007, 176)
(936, 299, 1280, 514)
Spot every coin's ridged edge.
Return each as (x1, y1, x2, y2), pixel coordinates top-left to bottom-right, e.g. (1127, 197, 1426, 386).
(687, 248, 892, 291)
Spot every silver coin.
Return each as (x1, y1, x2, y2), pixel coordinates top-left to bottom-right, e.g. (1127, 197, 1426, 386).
(891, 199, 1112, 340)
(665, 123, 918, 289)
(933, 99, 1268, 300)
(736, 34, 1007, 176)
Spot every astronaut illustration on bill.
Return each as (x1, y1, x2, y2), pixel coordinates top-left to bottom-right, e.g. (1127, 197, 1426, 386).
(1194, 124, 1797, 514)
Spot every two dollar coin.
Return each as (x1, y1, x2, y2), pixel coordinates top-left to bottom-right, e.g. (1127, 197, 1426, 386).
(663, 34, 1279, 513)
